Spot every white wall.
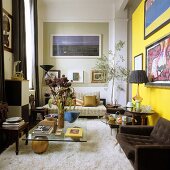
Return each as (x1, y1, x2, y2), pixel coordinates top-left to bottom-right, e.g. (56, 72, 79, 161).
(38, 0, 128, 105)
(3, 0, 13, 79)
(40, 0, 115, 22)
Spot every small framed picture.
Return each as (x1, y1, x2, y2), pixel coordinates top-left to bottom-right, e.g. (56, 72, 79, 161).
(91, 70, 106, 83)
(47, 70, 61, 79)
(134, 53, 143, 70)
(67, 70, 84, 83)
(73, 72, 79, 81)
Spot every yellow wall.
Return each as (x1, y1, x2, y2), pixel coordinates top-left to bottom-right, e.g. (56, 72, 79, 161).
(132, 0, 170, 125)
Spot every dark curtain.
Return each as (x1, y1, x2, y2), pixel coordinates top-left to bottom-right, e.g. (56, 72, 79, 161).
(31, 0, 39, 106)
(12, 0, 27, 79)
(0, 0, 6, 102)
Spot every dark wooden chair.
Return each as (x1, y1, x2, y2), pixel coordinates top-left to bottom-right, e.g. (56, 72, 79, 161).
(29, 94, 48, 124)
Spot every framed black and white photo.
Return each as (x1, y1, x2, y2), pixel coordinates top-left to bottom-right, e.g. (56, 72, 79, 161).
(50, 34, 101, 58)
(47, 70, 61, 79)
(134, 53, 143, 70)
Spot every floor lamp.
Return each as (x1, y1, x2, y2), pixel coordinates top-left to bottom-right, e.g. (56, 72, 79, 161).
(40, 65, 54, 105)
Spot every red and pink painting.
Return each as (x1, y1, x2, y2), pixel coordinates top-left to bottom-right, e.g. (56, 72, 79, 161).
(146, 35, 170, 82)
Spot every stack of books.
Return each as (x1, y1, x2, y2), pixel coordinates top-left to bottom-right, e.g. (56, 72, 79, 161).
(65, 127, 83, 138)
(2, 117, 25, 128)
(32, 125, 53, 136)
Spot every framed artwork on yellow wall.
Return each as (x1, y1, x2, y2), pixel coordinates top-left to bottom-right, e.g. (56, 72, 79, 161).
(144, 0, 170, 39)
(134, 53, 143, 70)
(145, 34, 170, 87)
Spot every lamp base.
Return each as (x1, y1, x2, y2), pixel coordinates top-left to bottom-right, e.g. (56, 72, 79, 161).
(133, 84, 143, 102)
(133, 95, 143, 102)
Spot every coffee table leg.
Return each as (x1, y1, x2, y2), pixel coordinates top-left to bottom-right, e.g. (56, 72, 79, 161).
(117, 128, 119, 134)
(25, 126, 28, 145)
(16, 134, 19, 155)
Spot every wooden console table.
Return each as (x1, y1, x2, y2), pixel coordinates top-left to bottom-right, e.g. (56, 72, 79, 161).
(124, 110, 155, 125)
(0, 122, 29, 155)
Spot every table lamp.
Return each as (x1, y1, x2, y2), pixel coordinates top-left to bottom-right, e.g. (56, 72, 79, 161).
(129, 70, 149, 102)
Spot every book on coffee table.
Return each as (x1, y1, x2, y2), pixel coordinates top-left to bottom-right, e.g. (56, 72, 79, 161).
(65, 127, 83, 138)
(32, 125, 53, 135)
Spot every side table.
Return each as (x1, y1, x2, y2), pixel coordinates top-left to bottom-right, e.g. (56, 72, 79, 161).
(106, 105, 125, 115)
(124, 110, 155, 125)
(0, 122, 29, 155)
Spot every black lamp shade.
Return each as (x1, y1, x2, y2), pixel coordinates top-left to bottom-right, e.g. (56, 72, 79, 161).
(40, 65, 54, 72)
(129, 70, 149, 84)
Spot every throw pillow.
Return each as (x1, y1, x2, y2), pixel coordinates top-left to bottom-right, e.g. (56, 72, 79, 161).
(83, 96, 97, 107)
(76, 98, 83, 106)
(75, 91, 100, 106)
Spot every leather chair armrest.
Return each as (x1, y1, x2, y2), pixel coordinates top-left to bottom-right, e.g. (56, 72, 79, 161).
(135, 145, 170, 170)
(119, 125, 154, 136)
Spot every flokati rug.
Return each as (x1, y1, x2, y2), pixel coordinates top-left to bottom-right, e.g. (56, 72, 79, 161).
(0, 119, 133, 170)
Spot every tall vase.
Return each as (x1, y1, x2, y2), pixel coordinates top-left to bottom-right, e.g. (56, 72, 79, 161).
(58, 110, 64, 129)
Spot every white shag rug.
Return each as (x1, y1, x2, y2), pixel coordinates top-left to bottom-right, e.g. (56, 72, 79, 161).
(0, 119, 133, 170)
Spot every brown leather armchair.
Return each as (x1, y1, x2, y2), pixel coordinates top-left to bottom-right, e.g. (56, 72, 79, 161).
(116, 117, 170, 170)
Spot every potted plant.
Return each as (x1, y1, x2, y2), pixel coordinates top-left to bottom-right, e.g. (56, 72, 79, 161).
(95, 40, 129, 106)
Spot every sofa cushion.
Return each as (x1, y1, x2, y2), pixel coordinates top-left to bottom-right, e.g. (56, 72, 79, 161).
(76, 91, 100, 105)
(83, 96, 97, 107)
(116, 133, 158, 163)
(150, 117, 170, 144)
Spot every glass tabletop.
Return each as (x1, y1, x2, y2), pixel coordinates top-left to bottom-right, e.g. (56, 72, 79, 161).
(23, 118, 87, 142)
(100, 114, 132, 127)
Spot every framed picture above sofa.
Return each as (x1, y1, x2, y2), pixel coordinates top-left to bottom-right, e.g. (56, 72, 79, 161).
(50, 34, 102, 58)
(145, 34, 170, 87)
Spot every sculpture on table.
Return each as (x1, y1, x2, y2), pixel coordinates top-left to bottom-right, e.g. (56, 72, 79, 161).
(11, 61, 24, 80)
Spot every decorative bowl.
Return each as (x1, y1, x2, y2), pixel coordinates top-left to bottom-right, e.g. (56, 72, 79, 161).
(44, 114, 58, 121)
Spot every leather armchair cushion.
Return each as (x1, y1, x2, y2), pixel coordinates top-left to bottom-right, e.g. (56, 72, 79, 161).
(117, 133, 158, 163)
(150, 117, 170, 144)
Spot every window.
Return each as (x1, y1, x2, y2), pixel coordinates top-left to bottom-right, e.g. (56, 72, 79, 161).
(24, 0, 35, 89)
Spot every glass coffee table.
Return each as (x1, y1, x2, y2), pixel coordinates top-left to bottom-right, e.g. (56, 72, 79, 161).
(22, 119, 87, 153)
(24, 119, 87, 142)
(101, 114, 132, 135)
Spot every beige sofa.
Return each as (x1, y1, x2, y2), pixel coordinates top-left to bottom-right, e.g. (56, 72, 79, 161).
(43, 91, 106, 118)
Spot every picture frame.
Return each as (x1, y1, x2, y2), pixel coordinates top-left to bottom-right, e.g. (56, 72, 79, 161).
(67, 70, 84, 83)
(144, 0, 170, 39)
(145, 34, 170, 87)
(47, 70, 61, 79)
(91, 70, 106, 83)
(134, 53, 143, 70)
(50, 34, 101, 58)
(3, 8, 12, 52)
